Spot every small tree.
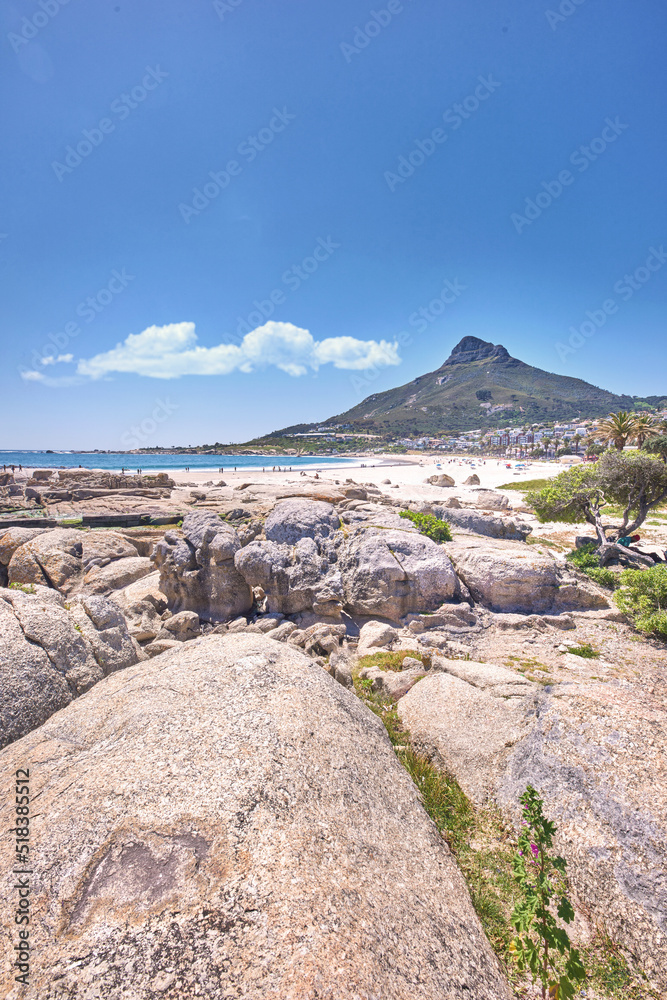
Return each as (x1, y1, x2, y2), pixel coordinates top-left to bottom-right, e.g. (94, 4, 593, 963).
(644, 435, 667, 463)
(510, 786, 586, 1000)
(526, 452, 667, 565)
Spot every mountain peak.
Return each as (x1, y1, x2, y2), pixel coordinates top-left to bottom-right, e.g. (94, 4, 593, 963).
(443, 337, 511, 366)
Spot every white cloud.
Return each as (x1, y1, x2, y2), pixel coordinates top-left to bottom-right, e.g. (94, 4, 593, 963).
(74, 321, 401, 380)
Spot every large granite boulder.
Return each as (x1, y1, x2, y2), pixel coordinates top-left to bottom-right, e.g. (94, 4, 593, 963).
(264, 497, 340, 545)
(398, 660, 667, 989)
(0, 634, 511, 999)
(447, 537, 608, 613)
(0, 588, 142, 749)
(235, 536, 341, 615)
(152, 512, 253, 621)
(83, 555, 154, 594)
(434, 506, 531, 540)
(340, 525, 458, 620)
(7, 528, 83, 594)
(0, 525, 47, 566)
(81, 531, 139, 572)
(235, 499, 345, 616)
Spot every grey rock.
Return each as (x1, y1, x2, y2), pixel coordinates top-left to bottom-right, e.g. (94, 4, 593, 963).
(68, 595, 144, 676)
(0, 595, 72, 750)
(163, 609, 201, 641)
(340, 527, 458, 620)
(235, 536, 342, 616)
(144, 638, 181, 657)
(83, 555, 154, 594)
(0, 526, 47, 565)
(0, 634, 512, 1000)
(357, 620, 398, 656)
(425, 473, 455, 487)
(448, 537, 608, 614)
(268, 620, 297, 641)
(360, 664, 427, 699)
(7, 528, 83, 594)
(153, 512, 253, 622)
(0, 588, 142, 749)
(435, 506, 531, 540)
(471, 488, 509, 510)
(264, 498, 340, 545)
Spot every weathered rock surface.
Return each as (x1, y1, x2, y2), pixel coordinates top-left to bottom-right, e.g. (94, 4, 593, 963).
(471, 488, 509, 510)
(153, 512, 253, 621)
(264, 497, 340, 545)
(7, 528, 83, 593)
(398, 661, 667, 989)
(434, 506, 531, 540)
(447, 537, 608, 613)
(81, 531, 140, 572)
(109, 569, 167, 613)
(0, 588, 142, 749)
(235, 536, 339, 616)
(357, 620, 398, 657)
(0, 526, 46, 566)
(83, 555, 154, 594)
(340, 526, 458, 619)
(425, 473, 455, 487)
(0, 634, 511, 999)
(360, 663, 427, 699)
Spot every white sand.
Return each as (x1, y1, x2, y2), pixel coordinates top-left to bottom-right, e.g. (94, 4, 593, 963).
(169, 455, 563, 491)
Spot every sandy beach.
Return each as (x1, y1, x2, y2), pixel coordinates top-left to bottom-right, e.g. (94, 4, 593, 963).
(167, 454, 564, 491)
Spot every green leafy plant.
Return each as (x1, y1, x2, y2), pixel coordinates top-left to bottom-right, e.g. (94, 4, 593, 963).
(566, 544, 619, 589)
(510, 785, 586, 999)
(565, 643, 600, 659)
(8, 582, 36, 594)
(399, 509, 452, 542)
(615, 564, 667, 639)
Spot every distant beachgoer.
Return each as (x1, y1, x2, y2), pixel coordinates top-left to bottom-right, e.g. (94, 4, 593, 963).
(10, 465, 15, 473)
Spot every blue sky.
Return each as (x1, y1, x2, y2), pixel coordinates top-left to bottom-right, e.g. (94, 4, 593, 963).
(1, 0, 666, 449)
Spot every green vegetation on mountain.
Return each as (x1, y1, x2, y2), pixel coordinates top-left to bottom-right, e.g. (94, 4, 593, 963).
(275, 337, 644, 437)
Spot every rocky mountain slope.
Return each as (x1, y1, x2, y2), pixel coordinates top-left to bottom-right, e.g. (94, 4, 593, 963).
(287, 336, 661, 436)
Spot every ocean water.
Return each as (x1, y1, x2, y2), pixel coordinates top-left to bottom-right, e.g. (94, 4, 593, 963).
(0, 452, 360, 473)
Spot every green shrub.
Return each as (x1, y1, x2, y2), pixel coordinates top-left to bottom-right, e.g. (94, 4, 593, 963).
(9, 582, 36, 594)
(566, 643, 599, 659)
(615, 565, 667, 639)
(399, 509, 452, 542)
(566, 544, 618, 590)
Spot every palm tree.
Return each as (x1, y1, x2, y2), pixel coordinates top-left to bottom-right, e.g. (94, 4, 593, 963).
(572, 433, 582, 455)
(597, 411, 639, 451)
(634, 413, 658, 449)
